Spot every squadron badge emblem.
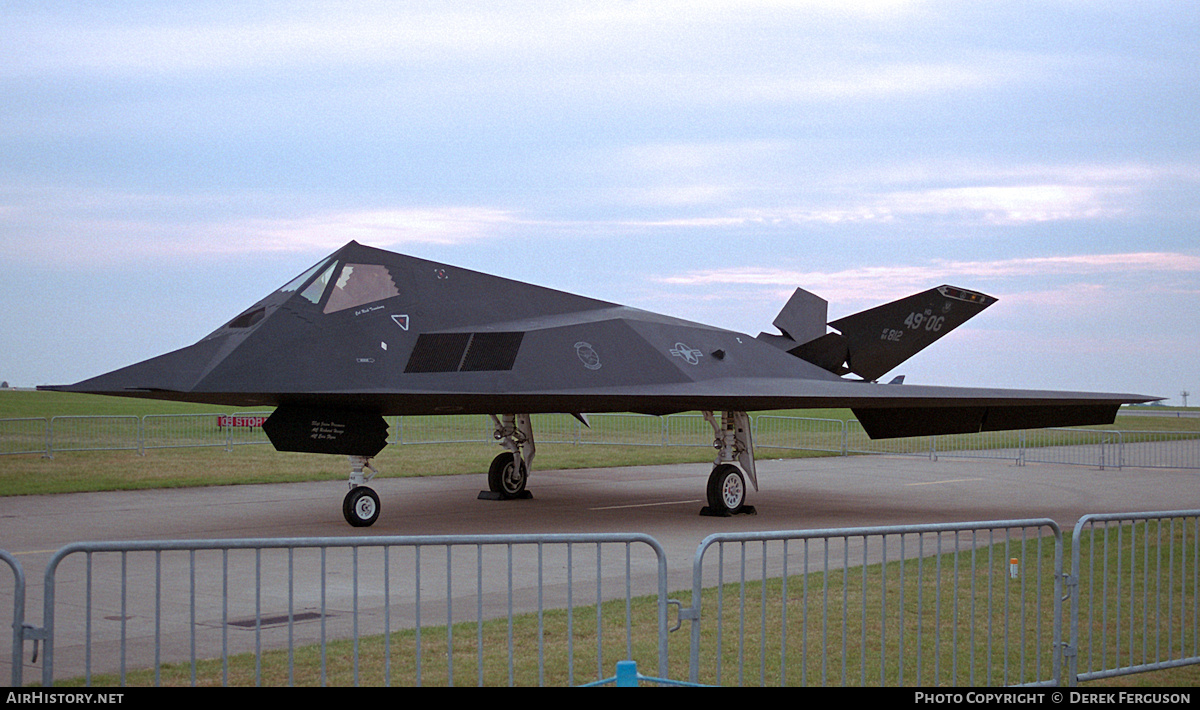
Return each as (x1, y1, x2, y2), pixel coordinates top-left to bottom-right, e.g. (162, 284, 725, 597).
(575, 341, 602, 370)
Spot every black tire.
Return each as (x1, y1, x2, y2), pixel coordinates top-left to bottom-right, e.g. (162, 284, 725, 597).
(706, 464, 746, 514)
(343, 486, 381, 527)
(488, 452, 528, 498)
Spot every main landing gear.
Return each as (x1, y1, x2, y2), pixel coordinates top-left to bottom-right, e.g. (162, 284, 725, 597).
(473, 410, 759, 517)
(479, 414, 535, 500)
(701, 411, 758, 517)
(343, 455, 381, 527)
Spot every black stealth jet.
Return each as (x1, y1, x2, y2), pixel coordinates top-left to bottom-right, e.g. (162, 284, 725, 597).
(44, 241, 1156, 525)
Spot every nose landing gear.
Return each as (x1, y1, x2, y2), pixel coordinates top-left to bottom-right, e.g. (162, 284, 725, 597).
(343, 485, 380, 527)
(343, 455, 381, 527)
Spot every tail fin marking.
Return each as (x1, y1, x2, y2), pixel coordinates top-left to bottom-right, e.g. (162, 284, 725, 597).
(762, 284, 996, 381)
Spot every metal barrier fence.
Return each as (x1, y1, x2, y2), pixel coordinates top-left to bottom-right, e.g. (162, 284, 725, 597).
(0, 418, 48, 456)
(388, 414, 492, 445)
(755, 415, 846, 454)
(0, 413, 276, 457)
(684, 520, 1064, 687)
(3, 413, 1198, 469)
(840, 421, 1199, 470)
(2, 550, 26, 687)
(1021, 429, 1115, 469)
(845, 419, 939, 458)
(48, 415, 141, 456)
(142, 412, 274, 451)
(33, 534, 669, 687)
(1117, 432, 1200, 470)
(1069, 510, 1200, 686)
(386, 413, 714, 448)
(4, 511, 1199, 686)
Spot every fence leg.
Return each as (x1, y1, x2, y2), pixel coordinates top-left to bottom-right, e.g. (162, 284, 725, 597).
(616, 660, 639, 687)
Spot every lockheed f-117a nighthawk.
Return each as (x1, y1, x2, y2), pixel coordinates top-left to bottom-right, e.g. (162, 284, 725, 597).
(44, 241, 1155, 526)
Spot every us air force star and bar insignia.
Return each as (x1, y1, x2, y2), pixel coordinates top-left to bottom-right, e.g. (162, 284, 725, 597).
(670, 342, 703, 365)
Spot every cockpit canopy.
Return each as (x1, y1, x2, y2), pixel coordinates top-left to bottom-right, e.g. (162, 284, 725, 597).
(220, 254, 404, 336)
(280, 258, 401, 314)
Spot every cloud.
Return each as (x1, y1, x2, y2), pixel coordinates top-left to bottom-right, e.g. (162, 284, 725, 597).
(594, 143, 1189, 220)
(4, 2, 926, 78)
(236, 207, 525, 252)
(0, 185, 523, 264)
(0, 0, 1031, 125)
(657, 252, 1200, 303)
(611, 183, 1126, 226)
(874, 185, 1122, 224)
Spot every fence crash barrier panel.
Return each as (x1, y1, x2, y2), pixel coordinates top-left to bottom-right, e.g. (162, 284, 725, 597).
(27, 534, 669, 687)
(683, 519, 1065, 687)
(2, 550, 28, 687)
(3, 512, 1199, 686)
(1068, 510, 1200, 686)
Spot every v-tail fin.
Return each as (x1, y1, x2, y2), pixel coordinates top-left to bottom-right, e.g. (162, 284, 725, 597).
(761, 285, 996, 382)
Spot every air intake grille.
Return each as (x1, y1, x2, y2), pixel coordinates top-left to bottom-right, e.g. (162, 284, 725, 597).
(404, 332, 524, 373)
(461, 331, 524, 371)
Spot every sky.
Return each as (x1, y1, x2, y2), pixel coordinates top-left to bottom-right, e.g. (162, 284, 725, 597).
(2, 1, 1197, 402)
